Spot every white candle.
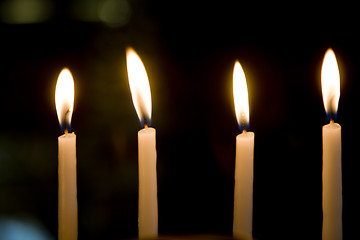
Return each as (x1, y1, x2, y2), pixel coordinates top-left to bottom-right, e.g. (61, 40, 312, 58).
(322, 122, 342, 240)
(58, 132, 77, 240)
(126, 47, 158, 238)
(233, 131, 254, 239)
(138, 127, 158, 238)
(232, 61, 254, 239)
(55, 68, 77, 240)
(321, 48, 342, 240)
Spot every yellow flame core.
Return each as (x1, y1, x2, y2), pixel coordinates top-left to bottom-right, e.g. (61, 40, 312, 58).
(321, 48, 340, 116)
(233, 61, 249, 128)
(126, 47, 152, 125)
(55, 68, 74, 128)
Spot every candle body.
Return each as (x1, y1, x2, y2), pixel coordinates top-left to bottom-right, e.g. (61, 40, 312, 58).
(233, 131, 254, 239)
(138, 127, 158, 238)
(322, 123, 342, 240)
(58, 132, 77, 240)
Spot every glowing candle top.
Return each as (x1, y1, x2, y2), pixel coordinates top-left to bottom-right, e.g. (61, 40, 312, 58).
(126, 47, 152, 127)
(233, 61, 250, 131)
(55, 68, 75, 132)
(321, 48, 340, 120)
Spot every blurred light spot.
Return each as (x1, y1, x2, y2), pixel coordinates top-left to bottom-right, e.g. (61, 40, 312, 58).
(0, 218, 54, 240)
(71, 0, 100, 22)
(99, 0, 131, 28)
(0, 0, 53, 24)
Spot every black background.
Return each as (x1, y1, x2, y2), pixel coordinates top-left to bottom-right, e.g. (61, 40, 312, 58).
(0, 1, 359, 239)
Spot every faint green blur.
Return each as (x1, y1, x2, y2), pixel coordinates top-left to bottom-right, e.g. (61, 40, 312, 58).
(0, 0, 53, 24)
(72, 0, 131, 27)
(98, 0, 131, 27)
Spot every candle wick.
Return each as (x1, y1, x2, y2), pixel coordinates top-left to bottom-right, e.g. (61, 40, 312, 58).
(64, 128, 68, 134)
(242, 129, 247, 135)
(330, 119, 334, 124)
(143, 117, 149, 129)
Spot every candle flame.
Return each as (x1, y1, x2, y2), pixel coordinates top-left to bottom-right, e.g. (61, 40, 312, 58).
(126, 47, 152, 127)
(233, 61, 250, 131)
(321, 48, 340, 119)
(55, 68, 75, 132)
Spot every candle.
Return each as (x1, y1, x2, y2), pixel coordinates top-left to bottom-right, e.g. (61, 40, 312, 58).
(55, 68, 77, 240)
(232, 61, 254, 239)
(126, 47, 158, 238)
(321, 49, 342, 240)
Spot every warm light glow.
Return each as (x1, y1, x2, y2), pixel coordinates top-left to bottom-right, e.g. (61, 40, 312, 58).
(321, 48, 340, 117)
(55, 68, 74, 130)
(126, 47, 152, 126)
(233, 61, 249, 130)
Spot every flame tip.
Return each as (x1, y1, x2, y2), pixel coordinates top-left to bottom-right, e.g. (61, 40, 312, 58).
(325, 47, 334, 53)
(126, 46, 135, 54)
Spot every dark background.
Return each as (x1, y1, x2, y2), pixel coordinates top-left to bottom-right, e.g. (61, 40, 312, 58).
(0, 0, 359, 239)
